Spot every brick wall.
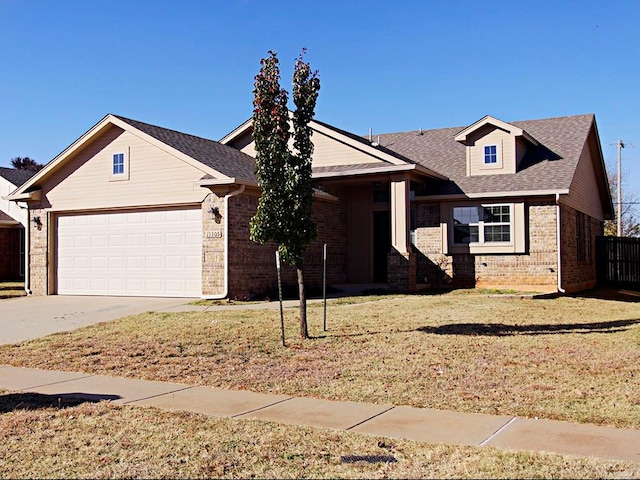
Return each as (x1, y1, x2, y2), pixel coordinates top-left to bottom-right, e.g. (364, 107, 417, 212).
(0, 227, 22, 280)
(412, 200, 559, 290)
(559, 204, 601, 292)
(28, 207, 48, 295)
(201, 194, 226, 296)
(207, 188, 349, 300)
(387, 249, 416, 292)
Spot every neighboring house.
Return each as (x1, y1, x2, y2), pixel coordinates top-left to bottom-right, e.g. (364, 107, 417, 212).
(7, 112, 612, 298)
(0, 167, 36, 281)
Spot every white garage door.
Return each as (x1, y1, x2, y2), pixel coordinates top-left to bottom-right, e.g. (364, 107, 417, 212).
(57, 208, 202, 297)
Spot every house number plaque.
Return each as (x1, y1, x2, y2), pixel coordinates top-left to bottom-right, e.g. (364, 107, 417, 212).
(205, 231, 223, 238)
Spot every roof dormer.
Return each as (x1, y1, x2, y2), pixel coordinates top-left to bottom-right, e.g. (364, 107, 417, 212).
(455, 116, 538, 177)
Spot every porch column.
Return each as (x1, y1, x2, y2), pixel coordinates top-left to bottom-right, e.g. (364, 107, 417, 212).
(390, 174, 410, 253)
(388, 174, 416, 292)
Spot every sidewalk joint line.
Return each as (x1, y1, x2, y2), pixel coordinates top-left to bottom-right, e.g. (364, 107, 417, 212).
(231, 396, 295, 418)
(346, 406, 396, 431)
(479, 416, 518, 446)
(123, 386, 195, 405)
(7, 373, 97, 391)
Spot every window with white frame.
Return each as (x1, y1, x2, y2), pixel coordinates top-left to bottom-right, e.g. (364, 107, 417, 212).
(484, 145, 498, 164)
(112, 153, 125, 175)
(453, 204, 512, 245)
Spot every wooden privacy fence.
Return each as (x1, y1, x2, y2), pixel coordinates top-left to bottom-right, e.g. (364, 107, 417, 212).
(596, 236, 640, 290)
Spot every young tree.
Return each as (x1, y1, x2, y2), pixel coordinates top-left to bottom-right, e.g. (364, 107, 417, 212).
(250, 50, 320, 339)
(11, 156, 43, 172)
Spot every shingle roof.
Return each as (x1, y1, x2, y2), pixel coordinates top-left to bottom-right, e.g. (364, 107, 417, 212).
(375, 114, 596, 196)
(114, 115, 257, 182)
(0, 167, 37, 187)
(0, 210, 15, 223)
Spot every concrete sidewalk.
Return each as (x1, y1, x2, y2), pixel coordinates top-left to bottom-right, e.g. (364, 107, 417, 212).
(1, 365, 638, 464)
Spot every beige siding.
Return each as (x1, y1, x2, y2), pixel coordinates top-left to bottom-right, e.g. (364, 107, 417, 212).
(231, 128, 385, 168)
(310, 129, 383, 168)
(0, 178, 28, 226)
(564, 138, 606, 221)
(41, 126, 210, 211)
(468, 126, 516, 176)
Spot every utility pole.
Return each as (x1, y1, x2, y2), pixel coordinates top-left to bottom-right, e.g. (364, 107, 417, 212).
(617, 139, 625, 236)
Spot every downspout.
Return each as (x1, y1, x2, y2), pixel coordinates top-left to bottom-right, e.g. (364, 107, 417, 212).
(555, 193, 565, 293)
(202, 184, 245, 299)
(16, 202, 31, 295)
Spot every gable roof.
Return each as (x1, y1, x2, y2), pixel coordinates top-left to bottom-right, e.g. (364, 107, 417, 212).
(376, 114, 600, 197)
(0, 167, 37, 188)
(113, 115, 256, 182)
(10, 114, 258, 199)
(454, 115, 539, 146)
(220, 116, 448, 181)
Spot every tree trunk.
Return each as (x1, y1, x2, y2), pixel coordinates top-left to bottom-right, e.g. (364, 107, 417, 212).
(297, 264, 308, 339)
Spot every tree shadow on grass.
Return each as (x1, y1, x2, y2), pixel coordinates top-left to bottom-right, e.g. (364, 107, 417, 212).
(417, 318, 640, 336)
(0, 392, 121, 413)
(568, 287, 640, 303)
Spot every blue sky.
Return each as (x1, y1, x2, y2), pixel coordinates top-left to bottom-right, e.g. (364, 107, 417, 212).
(1, 0, 639, 199)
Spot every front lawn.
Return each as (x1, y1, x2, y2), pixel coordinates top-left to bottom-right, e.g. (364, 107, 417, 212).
(1, 290, 638, 428)
(1, 397, 638, 479)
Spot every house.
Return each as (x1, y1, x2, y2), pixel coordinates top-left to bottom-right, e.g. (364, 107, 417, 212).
(0, 167, 35, 281)
(6, 112, 612, 298)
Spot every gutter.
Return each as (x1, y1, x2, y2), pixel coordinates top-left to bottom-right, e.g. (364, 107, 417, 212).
(555, 193, 565, 294)
(201, 184, 245, 300)
(14, 202, 31, 295)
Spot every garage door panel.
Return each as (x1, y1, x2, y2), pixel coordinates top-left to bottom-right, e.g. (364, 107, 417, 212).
(57, 208, 202, 297)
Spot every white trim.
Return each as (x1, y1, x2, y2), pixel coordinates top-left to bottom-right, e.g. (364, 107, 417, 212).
(196, 177, 258, 188)
(313, 163, 446, 180)
(556, 193, 565, 293)
(466, 189, 569, 199)
(109, 150, 129, 181)
(481, 143, 502, 170)
(219, 118, 252, 144)
(451, 203, 514, 246)
(3, 190, 41, 202)
(455, 115, 539, 146)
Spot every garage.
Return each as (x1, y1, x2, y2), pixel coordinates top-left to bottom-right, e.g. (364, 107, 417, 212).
(56, 208, 202, 297)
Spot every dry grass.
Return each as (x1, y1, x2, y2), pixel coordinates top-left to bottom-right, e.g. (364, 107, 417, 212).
(1, 290, 639, 429)
(0, 281, 25, 299)
(0, 394, 637, 479)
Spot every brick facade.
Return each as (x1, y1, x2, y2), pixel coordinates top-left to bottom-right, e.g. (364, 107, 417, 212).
(0, 227, 22, 280)
(203, 189, 349, 300)
(25, 194, 601, 297)
(28, 206, 48, 295)
(413, 200, 560, 290)
(387, 249, 416, 293)
(559, 204, 602, 292)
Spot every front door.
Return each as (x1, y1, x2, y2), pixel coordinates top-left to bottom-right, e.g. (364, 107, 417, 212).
(373, 210, 390, 283)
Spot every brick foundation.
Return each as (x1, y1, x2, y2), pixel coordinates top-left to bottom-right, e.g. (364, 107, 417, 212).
(413, 200, 560, 290)
(387, 249, 416, 293)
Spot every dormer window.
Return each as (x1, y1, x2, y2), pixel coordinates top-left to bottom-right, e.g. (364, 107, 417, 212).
(484, 145, 498, 164)
(455, 115, 539, 177)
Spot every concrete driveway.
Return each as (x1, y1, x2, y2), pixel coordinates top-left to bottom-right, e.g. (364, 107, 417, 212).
(0, 296, 193, 345)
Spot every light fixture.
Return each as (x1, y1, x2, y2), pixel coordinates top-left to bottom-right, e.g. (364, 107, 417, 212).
(209, 206, 222, 223)
(32, 216, 42, 230)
